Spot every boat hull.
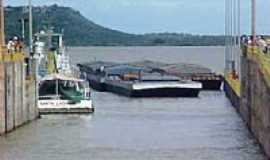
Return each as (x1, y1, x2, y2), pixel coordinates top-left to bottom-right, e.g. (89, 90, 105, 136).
(88, 79, 106, 91)
(195, 80, 222, 90)
(105, 82, 201, 98)
(38, 100, 94, 115)
(86, 75, 106, 91)
(130, 88, 200, 97)
(39, 107, 95, 115)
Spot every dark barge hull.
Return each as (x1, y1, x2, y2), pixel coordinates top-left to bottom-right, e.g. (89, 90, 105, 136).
(194, 80, 223, 90)
(88, 79, 106, 91)
(89, 77, 220, 92)
(105, 83, 200, 98)
(85, 74, 107, 91)
(130, 88, 200, 97)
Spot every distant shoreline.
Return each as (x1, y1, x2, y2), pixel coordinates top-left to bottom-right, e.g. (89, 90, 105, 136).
(6, 5, 225, 47)
(66, 45, 225, 48)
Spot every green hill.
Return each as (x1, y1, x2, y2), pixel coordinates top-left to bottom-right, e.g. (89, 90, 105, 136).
(4, 5, 225, 46)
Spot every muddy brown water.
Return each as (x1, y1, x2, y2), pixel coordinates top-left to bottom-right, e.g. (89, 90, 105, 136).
(0, 46, 267, 160)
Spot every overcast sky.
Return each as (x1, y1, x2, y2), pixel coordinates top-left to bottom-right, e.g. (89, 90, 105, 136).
(5, 0, 270, 35)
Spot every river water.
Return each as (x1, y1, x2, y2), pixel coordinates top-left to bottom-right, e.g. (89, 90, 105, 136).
(0, 47, 267, 160)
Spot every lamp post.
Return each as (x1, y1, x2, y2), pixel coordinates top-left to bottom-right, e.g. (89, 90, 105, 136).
(0, 0, 5, 50)
(19, 18, 26, 41)
(251, 0, 256, 44)
(0, 0, 4, 128)
(27, 0, 38, 109)
(29, 0, 33, 54)
(238, 0, 241, 47)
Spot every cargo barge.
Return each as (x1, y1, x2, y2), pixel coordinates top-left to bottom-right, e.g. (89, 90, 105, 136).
(78, 61, 116, 91)
(78, 62, 202, 97)
(105, 79, 202, 97)
(131, 61, 223, 90)
(78, 60, 222, 94)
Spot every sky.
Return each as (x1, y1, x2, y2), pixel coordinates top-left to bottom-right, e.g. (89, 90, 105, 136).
(5, 0, 270, 35)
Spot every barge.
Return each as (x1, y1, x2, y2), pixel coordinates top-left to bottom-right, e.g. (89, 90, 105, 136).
(78, 62, 202, 97)
(131, 60, 223, 90)
(78, 61, 116, 91)
(105, 79, 202, 97)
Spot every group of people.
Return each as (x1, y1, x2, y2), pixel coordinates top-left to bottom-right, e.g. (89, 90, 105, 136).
(7, 36, 24, 54)
(241, 35, 270, 54)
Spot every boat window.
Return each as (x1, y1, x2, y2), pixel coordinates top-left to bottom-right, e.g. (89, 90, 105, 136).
(39, 80, 57, 96)
(59, 80, 77, 91)
(58, 80, 84, 101)
(78, 82, 85, 90)
(52, 36, 60, 50)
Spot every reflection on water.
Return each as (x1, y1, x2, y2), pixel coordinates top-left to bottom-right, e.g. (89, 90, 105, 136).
(0, 91, 267, 160)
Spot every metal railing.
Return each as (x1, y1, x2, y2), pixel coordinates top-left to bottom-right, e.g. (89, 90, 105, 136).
(0, 52, 25, 62)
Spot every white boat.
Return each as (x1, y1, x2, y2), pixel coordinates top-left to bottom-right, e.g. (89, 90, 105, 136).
(34, 29, 94, 114)
(38, 74, 94, 114)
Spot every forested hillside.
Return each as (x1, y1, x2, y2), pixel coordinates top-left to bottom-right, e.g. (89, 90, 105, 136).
(5, 5, 225, 46)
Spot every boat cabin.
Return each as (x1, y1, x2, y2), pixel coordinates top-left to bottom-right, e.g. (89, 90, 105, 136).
(39, 74, 91, 103)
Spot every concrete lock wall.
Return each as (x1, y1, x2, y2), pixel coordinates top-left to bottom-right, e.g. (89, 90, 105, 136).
(26, 77, 38, 121)
(27, 60, 38, 121)
(14, 62, 24, 127)
(239, 56, 252, 126)
(225, 48, 270, 158)
(0, 63, 5, 134)
(5, 62, 15, 132)
(0, 60, 38, 135)
(240, 52, 270, 157)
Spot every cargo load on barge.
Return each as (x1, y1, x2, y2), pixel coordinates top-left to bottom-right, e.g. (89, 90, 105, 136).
(131, 60, 223, 90)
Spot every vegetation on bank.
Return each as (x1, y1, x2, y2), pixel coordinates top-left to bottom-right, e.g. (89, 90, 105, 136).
(5, 5, 225, 46)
